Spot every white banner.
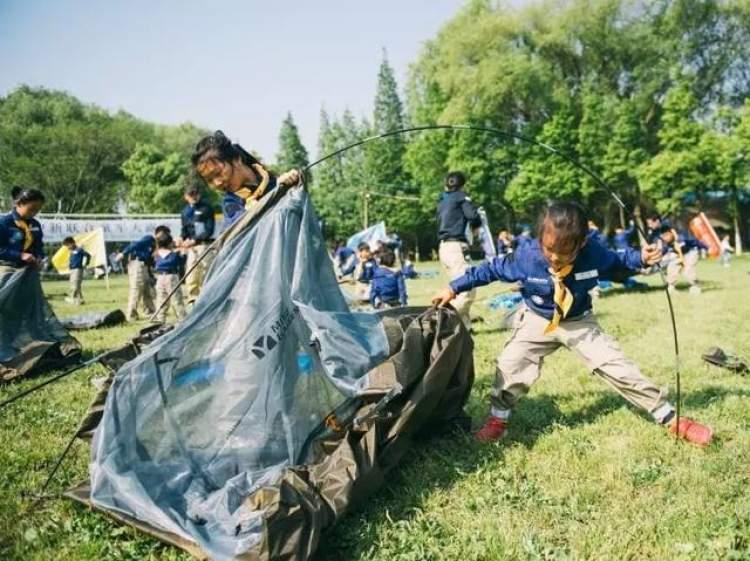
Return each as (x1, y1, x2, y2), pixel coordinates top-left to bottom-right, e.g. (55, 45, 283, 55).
(38, 216, 183, 243)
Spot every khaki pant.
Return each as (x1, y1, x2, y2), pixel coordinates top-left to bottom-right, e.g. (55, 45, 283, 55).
(490, 308, 672, 422)
(127, 260, 155, 320)
(155, 273, 185, 323)
(185, 244, 213, 304)
(69, 268, 84, 304)
(665, 249, 699, 287)
(439, 241, 475, 328)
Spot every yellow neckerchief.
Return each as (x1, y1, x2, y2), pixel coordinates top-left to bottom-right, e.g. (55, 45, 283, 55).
(234, 164, 271, 211)
(544, 264, 574, 335)
(670, 229, 684, 267)
(13, 216, 34, 251)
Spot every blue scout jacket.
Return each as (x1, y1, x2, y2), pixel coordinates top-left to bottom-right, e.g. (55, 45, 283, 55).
(122, 235, 156, 262)
(370, 266, 407, 307)
(436, 191, 481, 242)
(181, 200, 216, 242)
(0, 209, 44, 266)
(450, 239, 644, 320)
(154, 251, 184, 274)
(69, 247, 91, 270)
(221, 177, 277, 228)
(357, 258, 377, 283)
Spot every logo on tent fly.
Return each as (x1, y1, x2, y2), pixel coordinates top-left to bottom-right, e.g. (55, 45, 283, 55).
(251, 305, 300, 359)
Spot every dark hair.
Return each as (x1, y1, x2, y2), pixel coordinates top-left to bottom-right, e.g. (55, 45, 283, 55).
(192, 130, 261, 169)
(154, 225, 171, 237)
(659, 224, 674, 235)
(537, 201, 589, 250)
(444, 171, 466, 191)
(11, 186, 45, 205)
(62, 236, 76, 246)
(647, 213, 662, 222)
(357, 242, 370, 252)
(156, 234, 173, 249)
(379, 249, 396, 267)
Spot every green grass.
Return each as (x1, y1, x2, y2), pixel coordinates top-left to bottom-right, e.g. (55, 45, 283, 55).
(1, 258, 749, 561)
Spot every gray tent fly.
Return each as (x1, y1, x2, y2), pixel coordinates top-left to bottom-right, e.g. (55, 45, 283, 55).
(66, 183, 474, 561)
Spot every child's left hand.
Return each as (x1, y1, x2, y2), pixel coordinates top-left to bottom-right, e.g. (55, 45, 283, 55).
(641, 244, 662, 266)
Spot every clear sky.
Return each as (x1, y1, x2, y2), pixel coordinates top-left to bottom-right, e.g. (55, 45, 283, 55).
(0, 0, 467, 160)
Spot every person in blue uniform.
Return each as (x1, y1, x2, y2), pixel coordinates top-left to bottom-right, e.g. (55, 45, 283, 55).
(63, 237, 91, 305)
(179, 185, 216, 304)
(587, 220, 608, 248)
(334, 242, 357, 279)
(353, 242, 377, 302)
(612, 221, 635, 252)
(432, 201, 712, 447)
(659, 226, 706, 294)
(0, 187, 45, 270)
(0, 187, 46, 361)
(153, 234, 186, 323)
(191, 130, 302, 229)
(496, 230, 513, 255)
(436, 171, 481, 328)
(118, 232, 157, 321)
(370, 249, 407, 309)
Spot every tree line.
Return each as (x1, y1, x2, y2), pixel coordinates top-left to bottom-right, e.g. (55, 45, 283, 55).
(2, 0, 750, 256)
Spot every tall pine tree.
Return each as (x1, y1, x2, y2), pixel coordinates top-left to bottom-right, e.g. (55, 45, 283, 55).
(275, 112, 311, 183)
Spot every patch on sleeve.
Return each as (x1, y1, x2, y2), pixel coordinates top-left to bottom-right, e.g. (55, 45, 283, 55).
(574, 269, 599, 281)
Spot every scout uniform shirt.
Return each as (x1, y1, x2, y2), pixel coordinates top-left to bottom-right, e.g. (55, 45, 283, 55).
(181, 200, 216, 243)
(122, 235, 156, 263)
(0, 209, 44, 267)
(450, 239, 644, 321)
(69, 247, 91, 270)
(369, 266, 408, 307)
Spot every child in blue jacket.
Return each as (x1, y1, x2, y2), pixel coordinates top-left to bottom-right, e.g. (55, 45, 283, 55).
(433, 201, 712, 447)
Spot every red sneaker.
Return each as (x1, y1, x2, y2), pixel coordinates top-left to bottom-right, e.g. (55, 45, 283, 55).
(668, 417, 713, 447)
(475, 416, 508, 443)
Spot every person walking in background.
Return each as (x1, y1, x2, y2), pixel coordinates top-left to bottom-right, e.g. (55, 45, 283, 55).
(179, 184, 216, 305)
(63, 236, 90, 305)
(436, 171, 481, 329)
(153, 234, 186, 324)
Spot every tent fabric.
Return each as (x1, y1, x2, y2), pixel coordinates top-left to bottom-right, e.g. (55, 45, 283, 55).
(68, 306, 473, 561)
(68, 185, 474, 561)
(0, 266, 81, 383)
(61, 309, 127, 331)
(346, 222, 388, 251)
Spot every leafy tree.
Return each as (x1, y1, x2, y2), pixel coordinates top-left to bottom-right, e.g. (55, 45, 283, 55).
(638, 83, 717, 215)
(121, 143, 188, 213)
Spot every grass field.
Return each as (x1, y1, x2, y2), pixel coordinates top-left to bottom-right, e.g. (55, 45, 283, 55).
(1, 257, 749, 561)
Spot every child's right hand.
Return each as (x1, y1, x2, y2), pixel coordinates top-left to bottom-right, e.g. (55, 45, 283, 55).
(431, 287, 456, 307)
(20, 252, 37, 265)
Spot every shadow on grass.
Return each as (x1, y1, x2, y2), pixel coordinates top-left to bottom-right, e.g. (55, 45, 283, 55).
(313, 391, 627, 561)
(314, 382, 746, 560)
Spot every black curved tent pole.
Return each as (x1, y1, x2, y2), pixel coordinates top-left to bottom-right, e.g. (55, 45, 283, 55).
(304, 124, 681, 436)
